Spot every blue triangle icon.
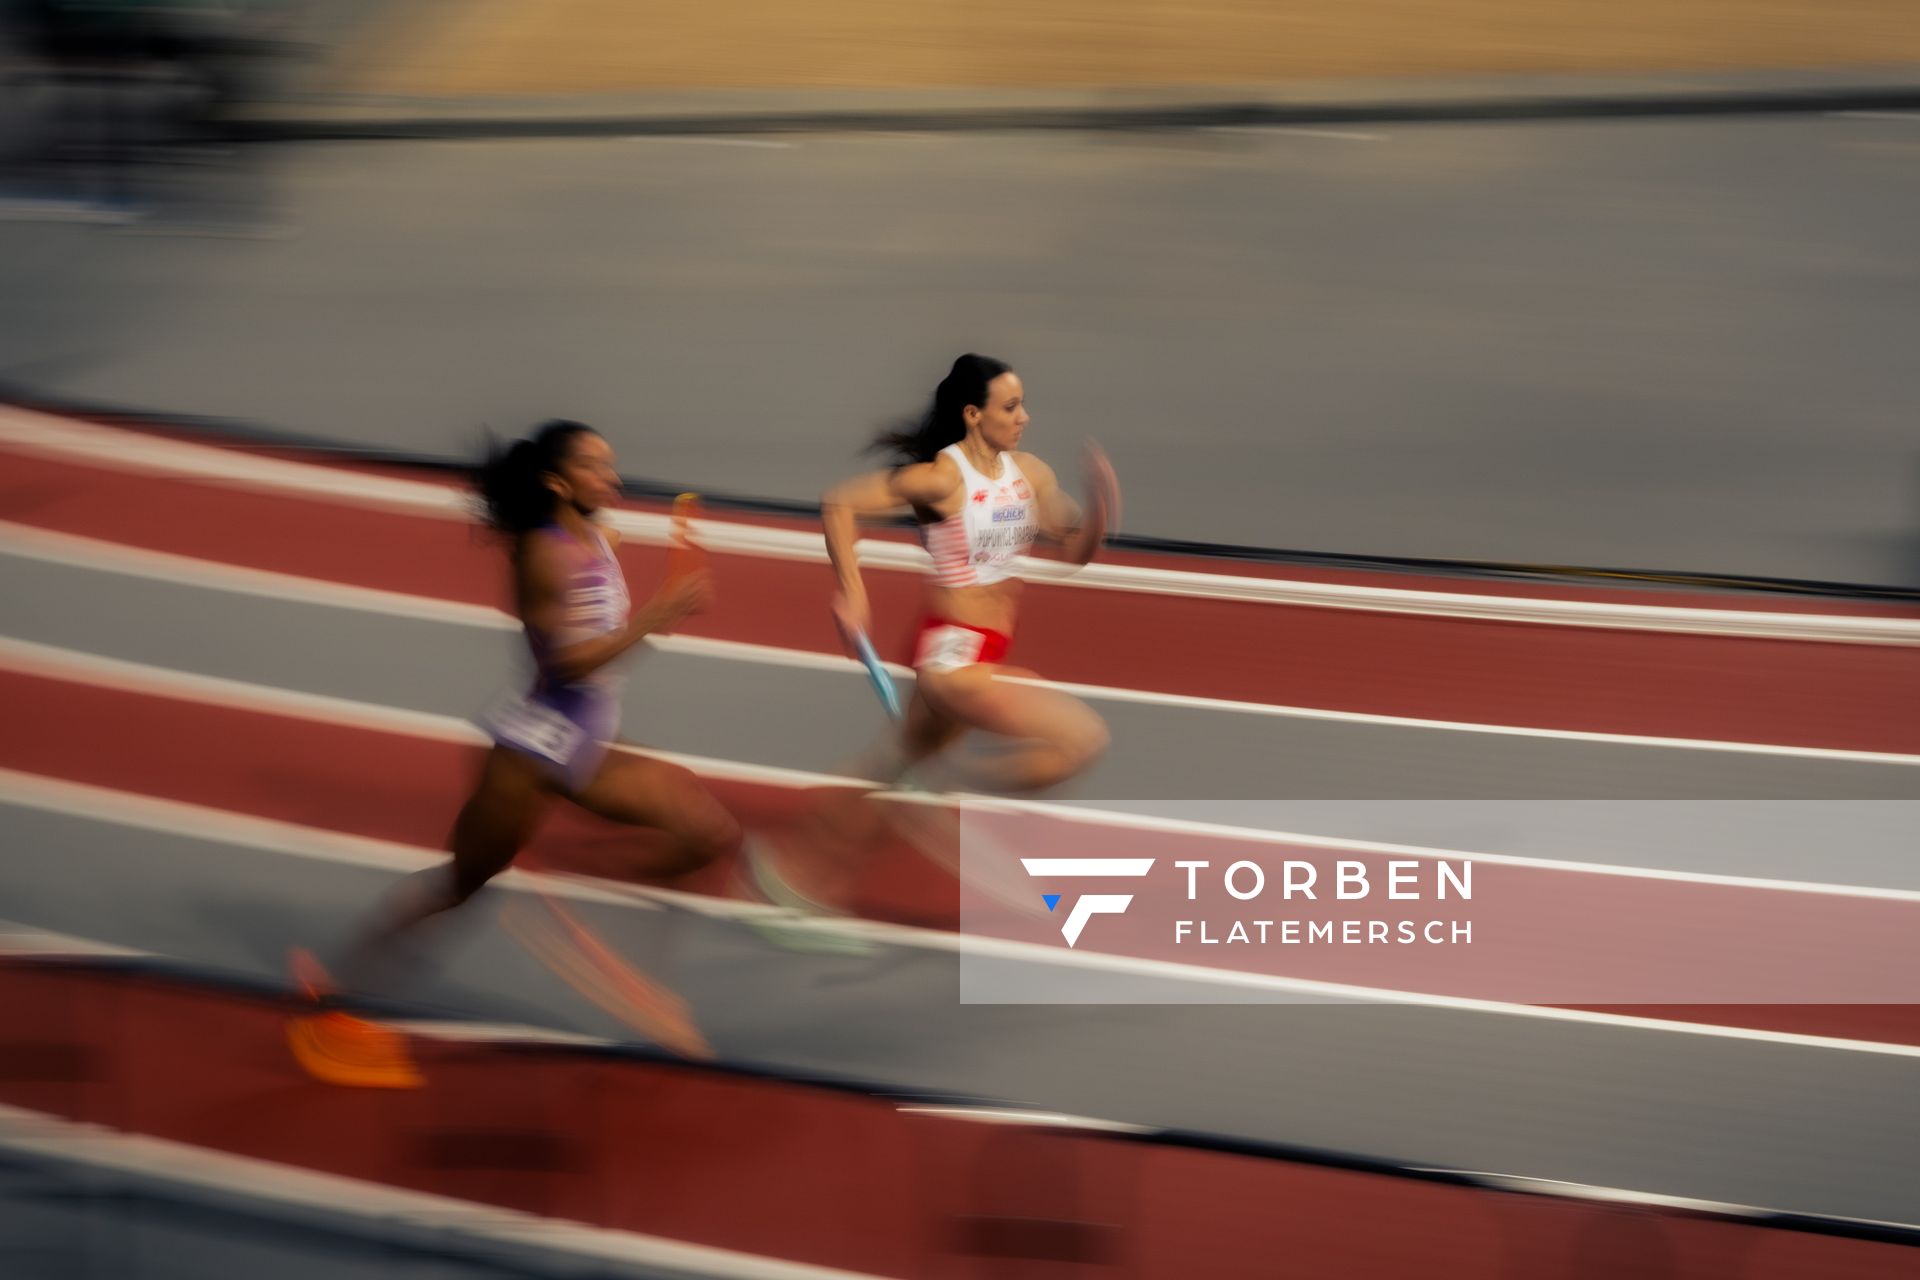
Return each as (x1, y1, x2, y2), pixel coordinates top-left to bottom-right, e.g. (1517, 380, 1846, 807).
(1043, 894, 1061, 912)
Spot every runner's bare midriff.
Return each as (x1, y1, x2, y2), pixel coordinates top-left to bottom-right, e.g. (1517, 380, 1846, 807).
(926, 579, 1023, 638)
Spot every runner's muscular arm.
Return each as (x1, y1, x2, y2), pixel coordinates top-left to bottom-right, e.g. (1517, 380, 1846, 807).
(1018, 449, 1115, 567)
(822, 459, 956, 636)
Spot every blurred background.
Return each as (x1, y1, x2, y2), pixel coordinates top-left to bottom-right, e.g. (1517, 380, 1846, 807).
(2, 2, 1919, 1277)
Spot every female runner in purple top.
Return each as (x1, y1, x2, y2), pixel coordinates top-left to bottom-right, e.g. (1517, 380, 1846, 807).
(289, 420, 740, 1084)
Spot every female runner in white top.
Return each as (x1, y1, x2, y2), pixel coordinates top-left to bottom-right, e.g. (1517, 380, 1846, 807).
(823, 353, 1119, 793)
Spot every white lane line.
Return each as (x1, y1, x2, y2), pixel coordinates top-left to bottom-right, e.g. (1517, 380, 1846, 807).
(0, 759, 662, 911)
(0, 520, 873, 683)
(1006, 669, 1920, 765)
(0, 921, 148, 959)
(1019, 859, 1156, 877)
(6, 766, 1920, 1059)
(1008, 552, 1920, 645)
(0, 406, 473, 516)
(1408, 1166, 1920, 1233)
(944, 792, 1920, 901)
(895, 1106, 1154, 1133)
(0, 923, 639, 1049)
(5, 406, 1915, 644)
(1830, 111, 1920, 122)
(5, 633, 1920, 898)
(7, 523, 1916, 764)
(0, 518, 516, 629)
(0, 1102, 898, 1280)
(638, 136, 798, 149)
(0, 633, 503, 745)
(1206, 125, 1385, 141)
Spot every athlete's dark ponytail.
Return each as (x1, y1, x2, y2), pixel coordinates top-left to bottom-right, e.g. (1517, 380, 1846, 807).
(475, 419, 596, 535)
(870, 353, 1012, 466)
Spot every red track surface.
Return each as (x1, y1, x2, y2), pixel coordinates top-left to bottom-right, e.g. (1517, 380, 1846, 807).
(2, 961, 1908, 1280)
(6, 448, 1919, 751)
(5, 423, 1919, 1274)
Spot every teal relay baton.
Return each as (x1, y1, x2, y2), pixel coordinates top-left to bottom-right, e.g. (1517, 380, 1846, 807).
(851, 628, 903, 721)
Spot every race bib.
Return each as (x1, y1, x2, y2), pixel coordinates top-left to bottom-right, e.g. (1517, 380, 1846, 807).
(484, 693, 586, 765)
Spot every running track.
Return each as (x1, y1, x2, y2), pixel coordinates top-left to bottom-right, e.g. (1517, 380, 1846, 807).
(2, 405, 1917, 1272)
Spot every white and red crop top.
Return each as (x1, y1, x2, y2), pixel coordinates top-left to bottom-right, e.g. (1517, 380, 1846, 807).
(920, 444, 1040, 588)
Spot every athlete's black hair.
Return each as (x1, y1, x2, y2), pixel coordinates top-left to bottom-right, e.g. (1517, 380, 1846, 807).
(475, 419, 598, 535)
(870, 353, 1013, 466)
